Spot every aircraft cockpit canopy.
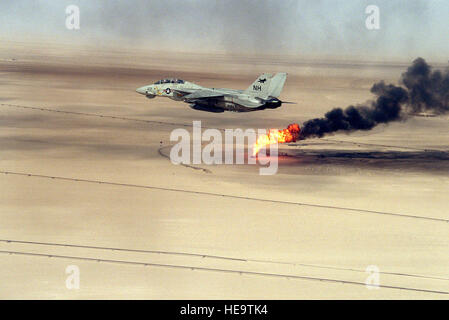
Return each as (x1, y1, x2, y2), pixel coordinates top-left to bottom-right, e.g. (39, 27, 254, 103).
(154, 78, 185, 84)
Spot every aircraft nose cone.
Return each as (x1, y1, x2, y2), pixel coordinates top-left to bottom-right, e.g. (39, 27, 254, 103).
(136, 86, 147, 95)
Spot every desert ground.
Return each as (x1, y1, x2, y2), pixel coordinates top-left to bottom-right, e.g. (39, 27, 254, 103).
(0, 41, 448, 299)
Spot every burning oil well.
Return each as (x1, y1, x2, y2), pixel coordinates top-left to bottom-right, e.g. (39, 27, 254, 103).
(253, 58, 449, 154)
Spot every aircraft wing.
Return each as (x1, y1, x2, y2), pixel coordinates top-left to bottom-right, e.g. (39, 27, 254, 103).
(182, 89, 225, 100)
(171, 88, 196, 94)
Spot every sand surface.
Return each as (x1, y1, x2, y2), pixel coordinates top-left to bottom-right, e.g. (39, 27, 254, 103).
(0, 42, 448, 299)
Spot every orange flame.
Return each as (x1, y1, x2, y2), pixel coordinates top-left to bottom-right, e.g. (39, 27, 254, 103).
(253, 123, 301, 156)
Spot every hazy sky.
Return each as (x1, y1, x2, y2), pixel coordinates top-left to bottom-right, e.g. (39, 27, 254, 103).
(1, 0, 448, 61)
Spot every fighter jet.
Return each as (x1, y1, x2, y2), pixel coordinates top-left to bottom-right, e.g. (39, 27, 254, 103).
(135, 73, 289, 112)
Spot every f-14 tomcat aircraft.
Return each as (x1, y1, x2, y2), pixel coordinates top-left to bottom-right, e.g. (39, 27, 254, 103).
(136, 73, 289, 112)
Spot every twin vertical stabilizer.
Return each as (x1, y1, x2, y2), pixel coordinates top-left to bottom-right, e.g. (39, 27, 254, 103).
(244, 73, 287, 99)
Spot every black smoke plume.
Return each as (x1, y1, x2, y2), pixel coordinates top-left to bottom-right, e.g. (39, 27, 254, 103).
(299, 58, 449, 140)
(401, 57, 449, 114)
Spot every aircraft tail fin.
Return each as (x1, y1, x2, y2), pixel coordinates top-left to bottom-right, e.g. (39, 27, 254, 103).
(244, 73, 273, 99)
(244, 73, 287, 99)
(268, 72, 287, 98)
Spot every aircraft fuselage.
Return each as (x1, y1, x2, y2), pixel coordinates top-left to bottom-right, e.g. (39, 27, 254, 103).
(136, 74, 287, 113)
